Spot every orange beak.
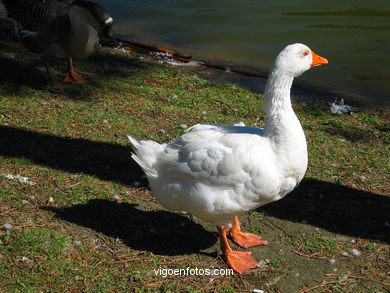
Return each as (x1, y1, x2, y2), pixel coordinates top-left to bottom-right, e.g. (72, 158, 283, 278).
(311, 52, 328, 67)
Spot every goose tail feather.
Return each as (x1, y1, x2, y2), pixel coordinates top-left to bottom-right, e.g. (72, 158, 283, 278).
(127, 135, 163, 178)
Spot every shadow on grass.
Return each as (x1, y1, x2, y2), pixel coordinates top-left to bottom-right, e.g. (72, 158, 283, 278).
(0, 55, 47, 91)
(1, 126, 389, 243)
(44, 199, 218, 255)
(323, 125, 386, 143)
(0, 125, 140, 185)
(0, 50, 149, 101)
(258, 179, 390, 243)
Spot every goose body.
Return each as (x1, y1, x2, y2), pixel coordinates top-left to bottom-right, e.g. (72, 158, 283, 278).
(129, 43, 328, 273)
(1, 0, 114, 87)
(130, 120, 306, 227)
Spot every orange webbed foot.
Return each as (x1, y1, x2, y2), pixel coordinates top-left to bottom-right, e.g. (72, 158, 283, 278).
(64, 71, 89, 84)
(218, 224, 260, 274)
(230, 216, 268, 248)
(230, 230, 268, 248)
(225, 250, 259, 274)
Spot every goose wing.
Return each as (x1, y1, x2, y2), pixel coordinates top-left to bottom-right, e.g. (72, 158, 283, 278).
(165, 124, 274, 191)
(2, 0, 72, 31)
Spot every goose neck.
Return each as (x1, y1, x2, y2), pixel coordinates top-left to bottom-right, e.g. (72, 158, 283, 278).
(69, 5, 100, 31)
(264, 66, 294, 121)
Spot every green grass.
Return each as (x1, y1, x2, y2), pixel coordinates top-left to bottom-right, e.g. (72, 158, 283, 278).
(0, 18, 389, 292)
(298, 233, 338, 255)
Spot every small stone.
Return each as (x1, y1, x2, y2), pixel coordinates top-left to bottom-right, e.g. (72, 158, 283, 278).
(102, 119, 109, 124)
(252, 289, 264, 293)
(351, 249, 361, 256)
(341, 252, 349, 257)
(113, 195, 120, 202)
(328, 259, 336, 264)
(258, 260, 268, 269)
(201, 111, 207, 115)
(180, 124, 188, 129)
(48, 197, 54, 203)
(339, 275, 348, 282)
(358, 175, 366, 182)
(74, 240, 82, 246)
(3, 223, 13, 230)
(21, 256, 30, 262)
(372, 243, 378, 247)
(330, 163, 338, 167)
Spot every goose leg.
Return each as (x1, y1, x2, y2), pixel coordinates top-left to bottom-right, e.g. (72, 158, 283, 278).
(218, 226, 258, 274)
(64, 56, 88, 84)
(43, 56, 69, 89)
(230, 216, 268, 248)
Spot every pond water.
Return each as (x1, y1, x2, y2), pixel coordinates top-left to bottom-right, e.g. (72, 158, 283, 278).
(99, 0, 389, 105)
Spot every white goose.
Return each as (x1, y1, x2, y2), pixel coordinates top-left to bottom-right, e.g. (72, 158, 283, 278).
(128, 43, 328, 274)
(1, 0, 114, 88)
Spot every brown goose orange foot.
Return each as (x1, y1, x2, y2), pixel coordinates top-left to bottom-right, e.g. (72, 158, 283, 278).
(218, 226, 259, 274)
(64, 56, 89, 84)
(64, 70, 88, 84)
(230, 216, 268, 248)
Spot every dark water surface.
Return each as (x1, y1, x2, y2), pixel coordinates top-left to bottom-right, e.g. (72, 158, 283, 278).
(99, 0, 389, 105)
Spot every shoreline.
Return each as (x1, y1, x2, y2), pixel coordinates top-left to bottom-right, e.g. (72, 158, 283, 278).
(115, 36, 389, 114)
(110, 37, 390, 130)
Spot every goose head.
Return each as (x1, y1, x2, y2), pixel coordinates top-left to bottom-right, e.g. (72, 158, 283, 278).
(69, 0, 114, 38)
(274, 43, 328, 77)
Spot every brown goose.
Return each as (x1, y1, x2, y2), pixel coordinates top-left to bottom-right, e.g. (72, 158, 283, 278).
(1, 0, 114, 88)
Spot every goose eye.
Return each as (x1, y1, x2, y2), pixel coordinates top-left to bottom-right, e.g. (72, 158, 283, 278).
(302, 50, 310, 57)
